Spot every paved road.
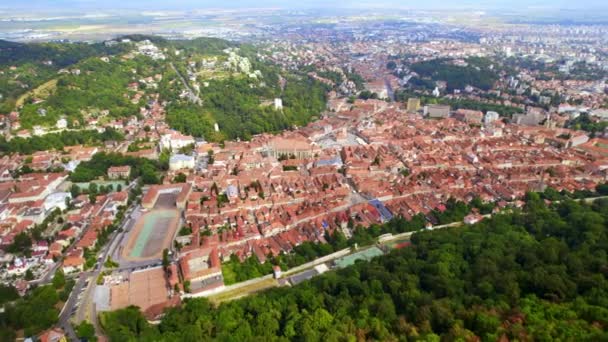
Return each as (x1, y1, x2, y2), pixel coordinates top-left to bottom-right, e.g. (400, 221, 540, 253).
(384, 77, 395, 101)
(61, 181, 140, 338)
(30, 262, 61, 286)
(170, 62, 203, 105)
(58, 272, 91, 341)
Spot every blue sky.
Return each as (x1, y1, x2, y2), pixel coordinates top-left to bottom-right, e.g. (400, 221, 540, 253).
(5, 0, 608, 11)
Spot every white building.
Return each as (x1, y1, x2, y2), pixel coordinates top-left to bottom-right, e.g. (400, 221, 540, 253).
(56, 118, 68, 129)
(7, 258, 28, 276)
(424, 104, 450, 119)
(44, 192, 71, 212)
(225, 185, 238, 199)
(591, 109, 608, 120)
(169, 154, 195, 170)
(33, 126, 47, 136)
(274, 98, 283, 111)
(484, 111, 500, 126)
(64, 160, 80, 172)
(160, 130, 196, 152)
(432, 87, 441, 97)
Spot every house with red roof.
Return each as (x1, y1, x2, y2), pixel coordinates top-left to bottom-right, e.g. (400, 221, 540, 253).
(179, 247, 223, 293)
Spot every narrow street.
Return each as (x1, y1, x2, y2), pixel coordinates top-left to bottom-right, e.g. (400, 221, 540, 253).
(58, 181, 139, 339)
(170, 62, 203, 105)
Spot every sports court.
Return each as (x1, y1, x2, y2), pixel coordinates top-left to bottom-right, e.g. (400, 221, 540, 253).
(122, 192, 180, 261)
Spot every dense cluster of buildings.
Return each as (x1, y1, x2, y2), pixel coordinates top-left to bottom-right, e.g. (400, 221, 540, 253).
(161, 98, 607, 296)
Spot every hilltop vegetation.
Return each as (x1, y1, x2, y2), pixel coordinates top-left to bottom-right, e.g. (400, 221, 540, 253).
(2, 36, 327, 141)
(17, 55, 155, 129)
(0, 40, 127, 68)
(101, 194, 608, 341)
(409, 57, 499, 91)
(0, 40, 128, 113)
(160, 40, 327, 141)
(567, 113, 608, 137)
(164, 75, 327, 141)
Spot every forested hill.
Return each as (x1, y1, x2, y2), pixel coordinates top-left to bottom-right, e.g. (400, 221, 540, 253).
(0, 36, 328, 141)
(101, 193, 608, 341)
(0, 39, 129, 113)
(157, 37, 327, 141)
(0, 39, 128, 67)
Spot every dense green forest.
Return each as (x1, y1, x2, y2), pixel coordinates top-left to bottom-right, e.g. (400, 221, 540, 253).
(156, 35, 327, 141)
(116, 35, 236, 55)
(0, 128, 123, 155)
(0, 270, 75, 340)
(163, 69, 328, 141)
(0, 39, 128, 113)
(0, 63, 56, 113)
(17, 55, 157, 129)
(101, 194, 608, 341)
(0, 40, 127, 68)
(409, 57, 498, 91)
(0, 285, 59, 340)
(2, 35, 328, 140)
(170, 37, 237, 56)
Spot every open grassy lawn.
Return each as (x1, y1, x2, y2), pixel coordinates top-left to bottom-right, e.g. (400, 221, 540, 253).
(16, 78, 57, 107)
(208, 277, 277, 304)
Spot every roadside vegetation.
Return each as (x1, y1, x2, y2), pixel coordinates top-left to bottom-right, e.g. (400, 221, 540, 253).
(69, 152, 166, 184)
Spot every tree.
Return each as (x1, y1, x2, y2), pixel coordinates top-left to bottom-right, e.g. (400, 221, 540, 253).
(163, 66, 326, 142)
(596, 183, 608, 196)
(409, 57, 498, 91)
(162, 248, 170, 270)
(75, 320, 96, 341)
(0, 285, 19, 305)
(88, 182, 98, 194)
(100, 305, 155, 341)
(359, 90, 378, 100)
(173, 173, 187, 183)
(52, 269, 66, 289)
(2, 284, 60, 336)
(0, 129, 124, 155)
(7, 232, 32, 255)
(69, 152, 162, 184)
